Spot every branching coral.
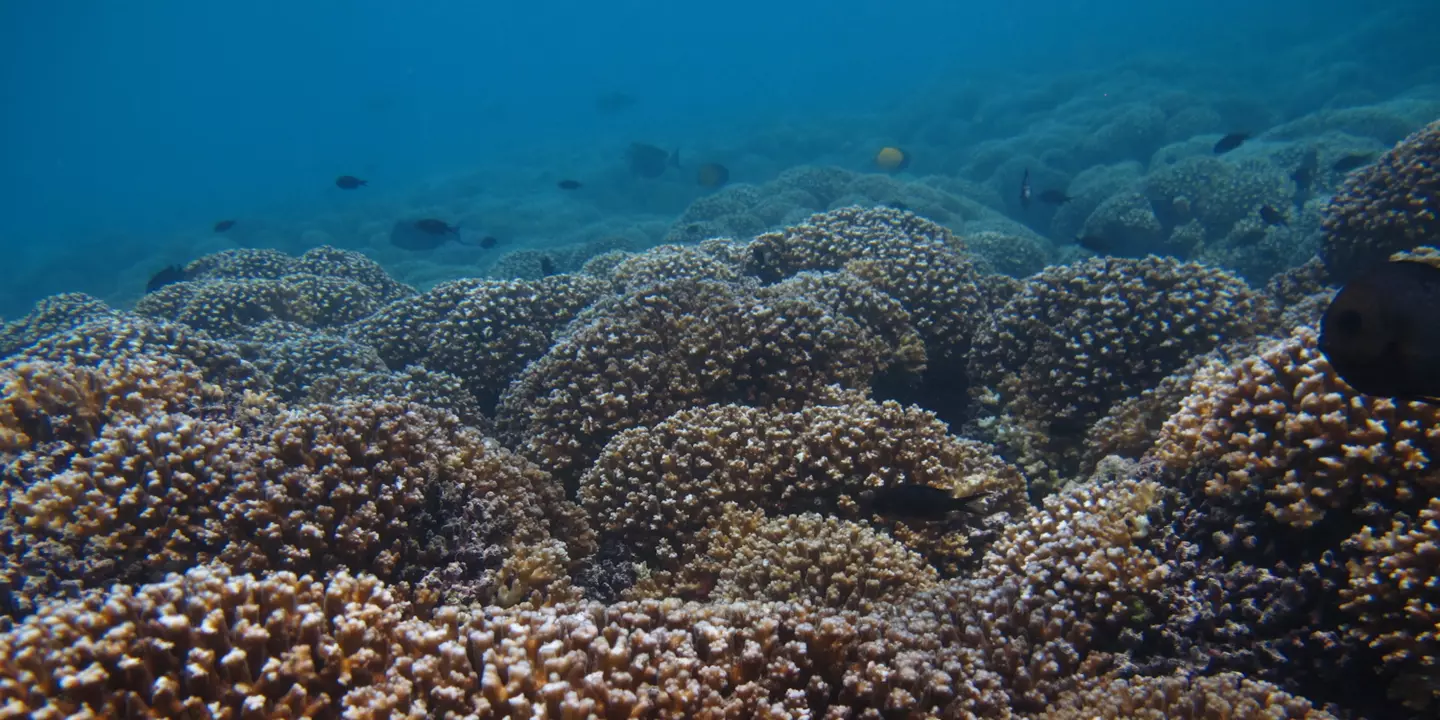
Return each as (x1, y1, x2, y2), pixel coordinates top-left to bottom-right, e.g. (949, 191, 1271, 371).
(1151, 326, 1440, 529)
(1321, 118, 1440, 280)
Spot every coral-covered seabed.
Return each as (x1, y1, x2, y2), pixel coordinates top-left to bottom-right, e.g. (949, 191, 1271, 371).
(3, 97, 1440, 720)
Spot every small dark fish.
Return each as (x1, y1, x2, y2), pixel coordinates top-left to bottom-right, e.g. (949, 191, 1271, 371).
(213, 220, 236, 233)
(478, 236, 498, 249)
(1331, 153, 1374, 173)
(1320, 259, 1440, 401)
(557, 179, 583, 190)
(335, 175, 367, 189)
(1019, 168, 1032, 210)
(1075, 234, 1112, 253)
(1038, 189, 1072, 205)
(868, 485, 992, 522)
(414, 218, 459, 236)
(627, 143, 678, 179)
(539, 256, 556, 277)
(1258, 205, 1288, 227)
(695, 163, 729, 189)
(1213, 133, 1249, 154)
(389, 219, 462, 251)
(751, 245, 766, 266)
(145, 264, 188, 294)
(884, 200, 909, 211)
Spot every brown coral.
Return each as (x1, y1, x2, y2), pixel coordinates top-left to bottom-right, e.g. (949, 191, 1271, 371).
(578, 398, 1028, 576)
(1321, 118, 1440, 281)
(1151, 326, 1440, 528)
(495, 279, 904, 487)
(1035, 671, 1335, 719)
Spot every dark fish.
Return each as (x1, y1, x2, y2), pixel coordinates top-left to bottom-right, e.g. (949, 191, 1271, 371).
(1331, 153, 1374, 173)
(1258, 205, 1288, 227)
(1213, 133, 1249, 154)
(884, 200, 909, 211)
(867, 485, 992, 522)
(389, 219, 463, 251)
(539, 256, 556, 277)
(335, 175, 367, 189)
(213, 220, 236, 233)
(478, 236, 498, 249)
(1038, 189, 1072, 205)
(695, 163, 729, 189)
(628, 143, 677, 179)
(1320, 259, 1440, 401)
(1075, 234, 1112, 253)
(751, 245, 766, 266)
(145, 264, 188, 294)
(1019, 168, 1032, 210)
(414, 218, 459, 236)
(558, 179, 583, 190)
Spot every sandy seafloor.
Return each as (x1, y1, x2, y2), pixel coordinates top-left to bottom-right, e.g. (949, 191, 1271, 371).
(4, 7, 1440, 718)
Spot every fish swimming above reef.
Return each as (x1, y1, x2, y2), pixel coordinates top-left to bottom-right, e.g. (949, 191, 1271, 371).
(864, 485, 992, 522)
(145, 264, 188, 294)
(628, 143, 678, 179)
(1039, 189, 1072, 205)
(478, 236, 499, 249)
(1319, 258, 1440, 401)
(1331, 153, 1375, 173)
(1074, 233, 1112, 253)
(1213, 133, 1249, 154)
(539, 255, 557, 277)
(213, 219, 236, 233)
(557, 179, 583, 190)
(389, 219, 470, 251)
(874, 146, 909, 172)
(1019, 169, 1032, 210)
(1258, 205, 1288, 227)
(696, 162, 729, 189)
(335, 175, 367, 189)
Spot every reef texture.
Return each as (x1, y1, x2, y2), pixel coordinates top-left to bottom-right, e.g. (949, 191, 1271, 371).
(1321, 118, 1440, 280)
(968, 256, 1262, 484)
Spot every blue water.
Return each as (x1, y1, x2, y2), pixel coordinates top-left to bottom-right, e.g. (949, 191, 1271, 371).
(0, 0, 1433, 315)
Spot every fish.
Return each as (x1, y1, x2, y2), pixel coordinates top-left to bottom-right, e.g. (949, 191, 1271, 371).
(1039, 189, 1072, 205)
(1019, 169, 1032, 210)
(478, 236, 499, 249)
(539, 256, 557, 277)
(866, 485, 992, 522)
(213, 220, 236, 233)
(335, 175, 368, 189)
(389, 219, 466, 251)
(1213, 133, 1249, 154)
(884, 200, 909, 211)
(145, 264, 188, 294)
(628, 143, 678, 179)
(557, 179, 583, 190)
(414, 218, 459, 236)
(1258, 205, 1288, 227)
(696, 163, 729, 189)
(1319, 259, 1440, 401)
(1074, 234, 1112, 253)
(874, 146, 909, 172)
(1331, 153, 1374, 173)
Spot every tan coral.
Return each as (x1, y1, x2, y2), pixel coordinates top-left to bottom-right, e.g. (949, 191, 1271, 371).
(579, 398, 1028, 575)
(1151, 326, 1440, 528)
(1035, 671, 1336, 719)
(666, 505, 939, 610)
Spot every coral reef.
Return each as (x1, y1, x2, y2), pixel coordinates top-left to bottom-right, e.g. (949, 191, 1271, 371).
(1321, 118, 1440, 279)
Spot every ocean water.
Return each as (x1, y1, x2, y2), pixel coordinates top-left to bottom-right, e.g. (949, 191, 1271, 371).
(3, 1, 1440, 717)
(1, 0, 1433, 313)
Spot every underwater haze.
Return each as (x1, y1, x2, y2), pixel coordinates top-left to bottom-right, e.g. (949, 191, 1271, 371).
(1, 0, 1429, 313)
